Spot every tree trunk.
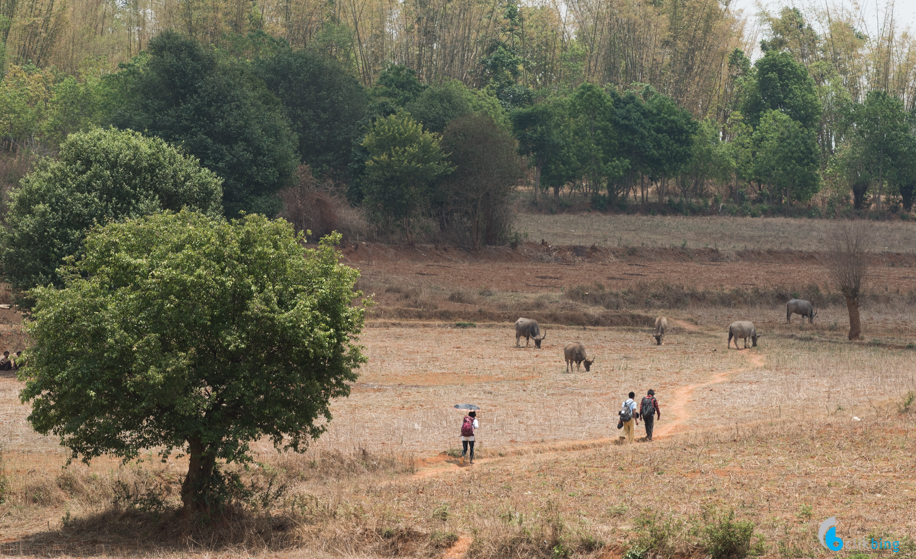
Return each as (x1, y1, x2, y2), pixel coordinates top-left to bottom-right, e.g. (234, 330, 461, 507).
(534, 163, 541, 204)
(404, 217, 413, 246)
(876, 159, 883, 212)
(844, 295, 862, 340)
(181, 436, 216, 513)
(852, 181, 868, 210)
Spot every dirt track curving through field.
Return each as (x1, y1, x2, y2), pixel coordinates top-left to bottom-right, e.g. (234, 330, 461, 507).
(434, 349, 767, 558)
(415, 349, 767, 484)
(655, 351, 766, 438)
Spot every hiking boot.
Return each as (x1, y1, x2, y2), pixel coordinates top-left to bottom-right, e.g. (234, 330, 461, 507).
(469, 460, 474, 465)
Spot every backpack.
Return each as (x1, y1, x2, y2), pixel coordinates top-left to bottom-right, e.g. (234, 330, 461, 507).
(640, 396, 655, 419)
(461, 416, 475, 437)
(619, 400, 633, 422)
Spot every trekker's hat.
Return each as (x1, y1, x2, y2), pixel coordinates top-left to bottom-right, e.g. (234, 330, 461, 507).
(648, 389, 655, 395)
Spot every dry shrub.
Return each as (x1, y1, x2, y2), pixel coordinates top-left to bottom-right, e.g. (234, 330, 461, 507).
(467, 501, 594, 559)
(446, 289, 477, 304)
(267, 447, 414, 481)
(278, 165, 371, 243)
(0, 283, 14, 304)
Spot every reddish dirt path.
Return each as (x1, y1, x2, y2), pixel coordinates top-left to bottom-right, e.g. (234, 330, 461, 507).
(416, 350, 767, 483)
(444, 536, 473, 559)
(434, 350, 767, 558)
(655, 351, 766, 438)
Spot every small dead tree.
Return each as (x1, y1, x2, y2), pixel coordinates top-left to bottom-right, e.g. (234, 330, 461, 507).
(826, 220, 872, 340)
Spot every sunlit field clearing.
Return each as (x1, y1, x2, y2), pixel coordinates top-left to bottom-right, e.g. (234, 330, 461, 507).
(515, 213, 916, 252)
(266, 323, 915, 458)
(3, 318, 916, 558)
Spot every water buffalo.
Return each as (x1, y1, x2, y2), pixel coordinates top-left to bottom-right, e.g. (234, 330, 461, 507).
(728, 321, 760, 349)
(515, 318, 547, 348)
(564, 342, 594, 372)
(654, 316, 668, 345)
(786, 299, 816, 324)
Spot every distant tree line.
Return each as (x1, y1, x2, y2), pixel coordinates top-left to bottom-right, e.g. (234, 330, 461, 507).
(2, 7, 916, 260)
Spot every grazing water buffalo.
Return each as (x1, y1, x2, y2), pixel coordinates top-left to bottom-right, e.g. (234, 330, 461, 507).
(728, 321, 760, 349)
(654, 316, 668, 345)
(564, 342, 594, 372)
(515, 318, 547, 348)
(786, 299, 816, 324)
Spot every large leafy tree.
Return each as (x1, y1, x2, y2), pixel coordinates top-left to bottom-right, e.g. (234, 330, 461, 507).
(108, 30, 298, 217)
(510, 98, 569, 202)
(569, 83, 619, 197)
(753, 110, 821, 203)
(439, 112, 524, 248)
(20, 211, 366, 513)
(742, 50, 822, 131)
(256, 49, 368, 176)
(845, 90, 910, 211)
(373, 65, 427, 108)
(890, 132, 916, 212)
(405, 80, 473, 133)
(830, 137, 872, 209)
(0, 127, 222, 291)
(645, 90, 697, 201)
(361, 112, 452, 244)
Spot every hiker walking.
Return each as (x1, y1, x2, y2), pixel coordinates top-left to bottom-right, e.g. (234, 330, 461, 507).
(619, 392, 639, 444)
(640, 389, 661, 441)
(460, 411, 479, 465)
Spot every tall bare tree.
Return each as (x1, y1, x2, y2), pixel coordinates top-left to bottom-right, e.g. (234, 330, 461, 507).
(826, 220, 872, 340)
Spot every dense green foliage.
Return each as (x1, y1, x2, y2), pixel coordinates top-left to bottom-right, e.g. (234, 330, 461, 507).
(256, 49, 368, 176)
(753, 110, 821, 203)
(3, 14, 916, 253)
(107, 31, 298, 217)
(743, 51, 822, 130)
(0, 128, 222, 291)
(360, 112, 452, 243)
(440, 112, 524, 248)
(20, 210, 366, 512)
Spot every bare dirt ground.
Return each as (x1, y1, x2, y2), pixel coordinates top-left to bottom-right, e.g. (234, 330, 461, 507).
(2, 214, 916, 558)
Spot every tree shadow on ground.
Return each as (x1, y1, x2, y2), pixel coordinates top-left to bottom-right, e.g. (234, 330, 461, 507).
(0, 507, 302, 557)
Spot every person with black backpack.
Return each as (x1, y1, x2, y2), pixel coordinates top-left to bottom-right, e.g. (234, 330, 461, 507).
(619, 392, 639, 444)
(640, 389, 661, 441)
(460, 411, 479, 465)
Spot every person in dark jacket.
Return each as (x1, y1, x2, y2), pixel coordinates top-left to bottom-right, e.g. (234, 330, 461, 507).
(640, 389, 661, 441)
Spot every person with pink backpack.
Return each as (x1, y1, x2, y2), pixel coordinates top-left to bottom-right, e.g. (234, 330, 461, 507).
(460, 411, 479, 465)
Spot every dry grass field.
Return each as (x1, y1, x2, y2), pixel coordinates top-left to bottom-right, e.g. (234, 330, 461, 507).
(514, 214, 916, 253)
(1, 214, 915, 558)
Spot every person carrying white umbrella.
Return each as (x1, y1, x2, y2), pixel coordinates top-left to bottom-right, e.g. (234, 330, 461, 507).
(454, 404, 480, 465)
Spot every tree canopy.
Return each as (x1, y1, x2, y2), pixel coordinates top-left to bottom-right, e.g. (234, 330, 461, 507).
(440, 112, 524, 248)
(742, 50, 822, 130)
(20, 210, 366, 512)
(107, 30, 298, 217)
(360, 112, 452, 244)
(0, 127, 223, 291)
(256, 49, 368, 176)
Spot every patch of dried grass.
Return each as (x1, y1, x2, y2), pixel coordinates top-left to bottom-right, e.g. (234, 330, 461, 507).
(516, 213, 916, 253)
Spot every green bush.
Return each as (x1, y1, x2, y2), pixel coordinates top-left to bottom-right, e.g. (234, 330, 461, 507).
(0, 127, 223, 292)
(701, 509, 765, 559)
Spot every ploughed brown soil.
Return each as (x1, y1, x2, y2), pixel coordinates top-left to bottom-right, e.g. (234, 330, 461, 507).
(342, 241, 916, 296)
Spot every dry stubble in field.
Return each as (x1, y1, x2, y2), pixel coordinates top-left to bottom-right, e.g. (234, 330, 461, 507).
(4, 316, 916, 558)
(515, 213, 916, 253)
